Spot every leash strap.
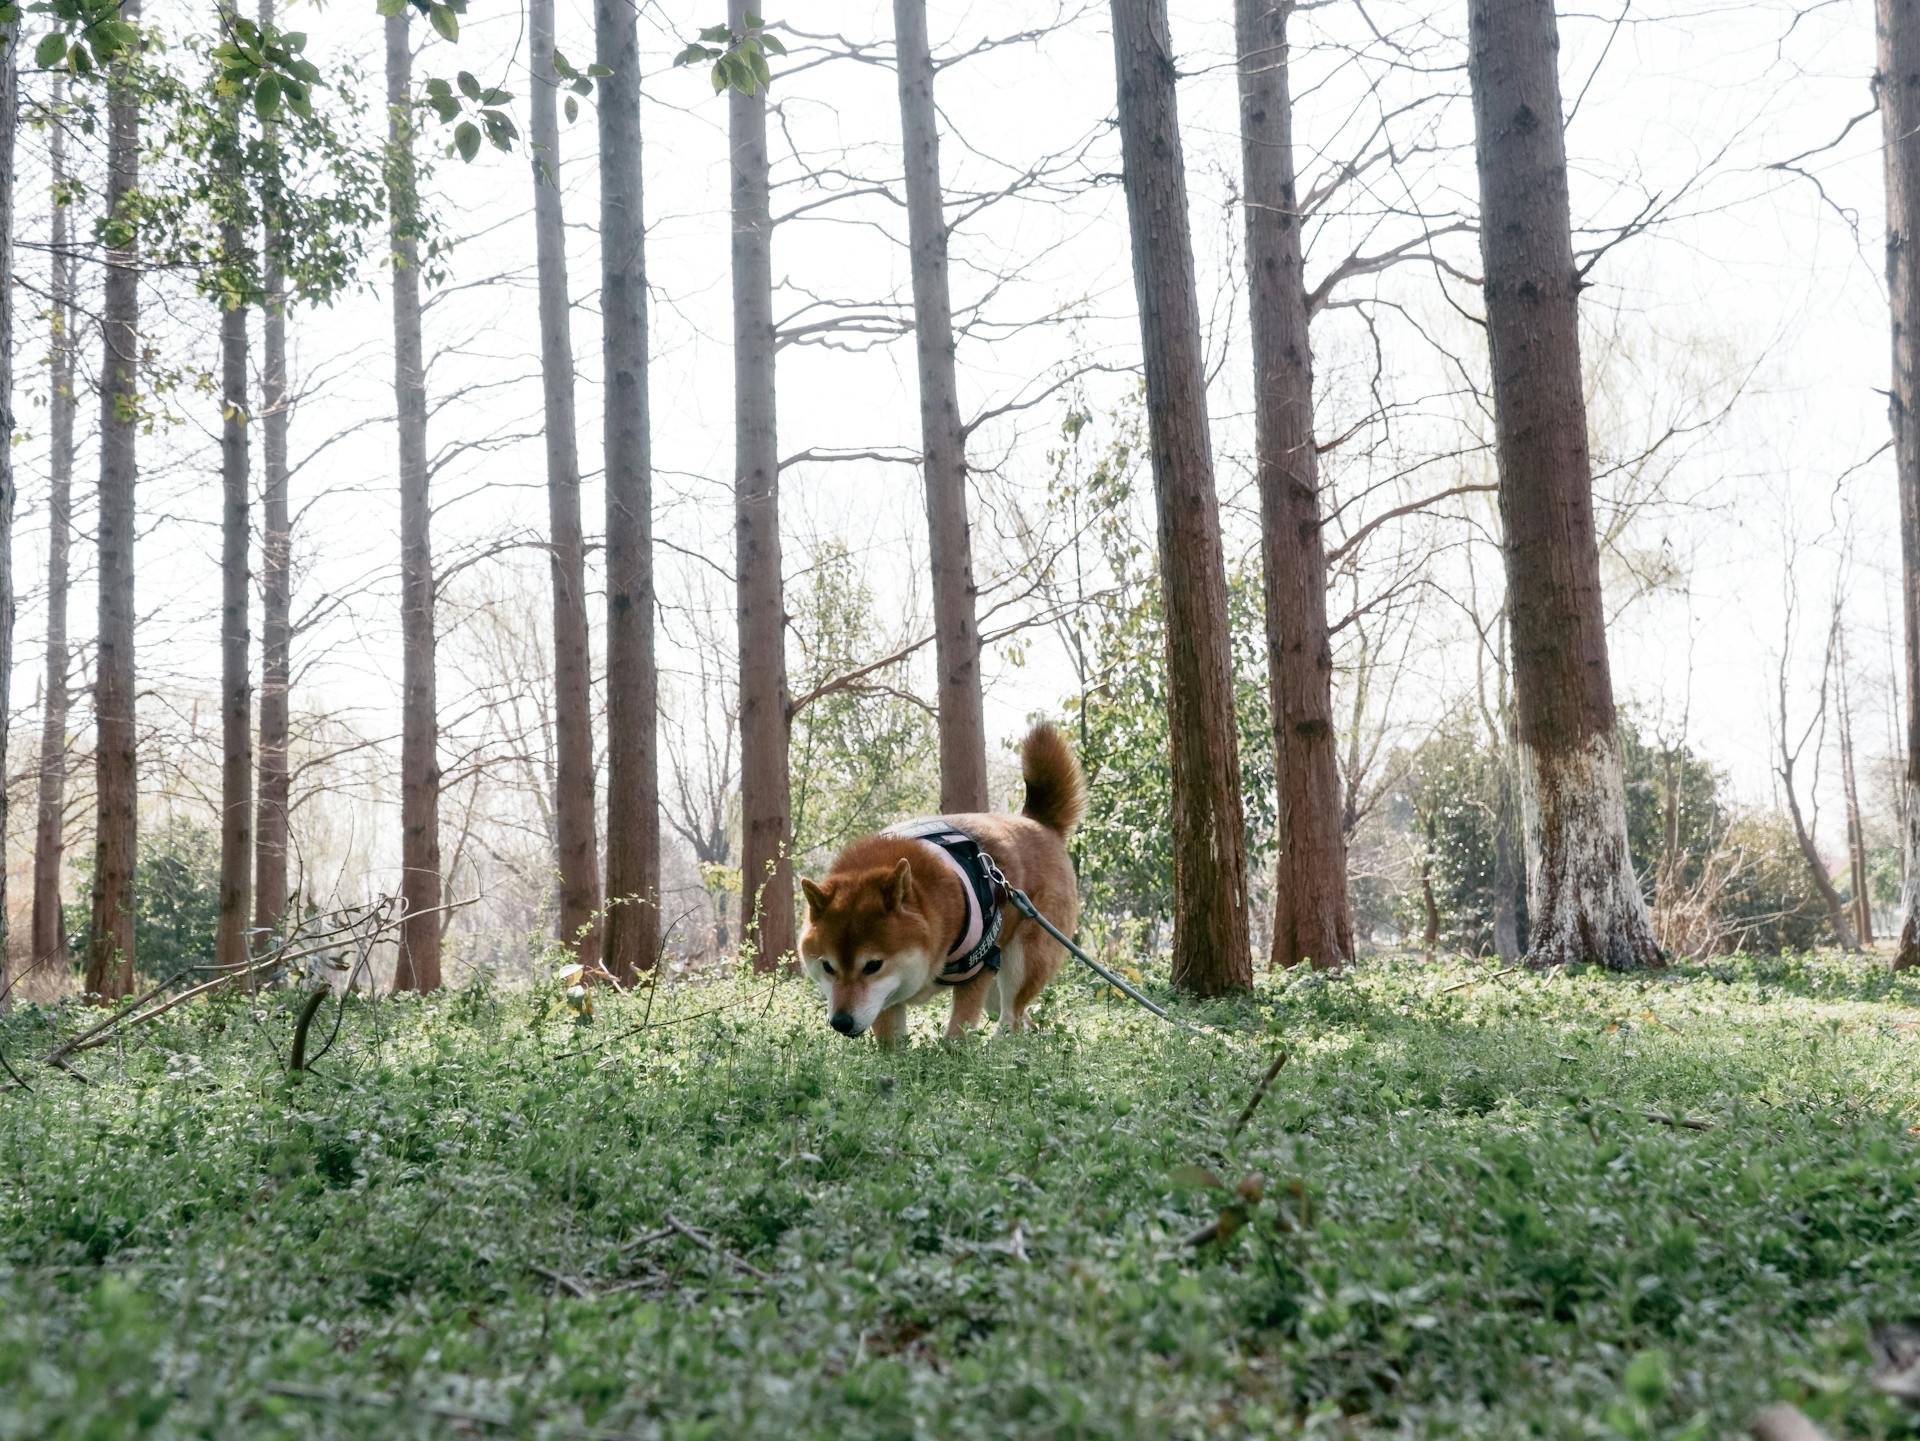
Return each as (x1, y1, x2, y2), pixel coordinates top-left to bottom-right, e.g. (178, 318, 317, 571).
(1001, 884, 1200, 1033)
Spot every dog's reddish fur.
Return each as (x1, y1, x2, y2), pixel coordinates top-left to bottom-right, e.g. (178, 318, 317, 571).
(798, 723, 1086, 1040)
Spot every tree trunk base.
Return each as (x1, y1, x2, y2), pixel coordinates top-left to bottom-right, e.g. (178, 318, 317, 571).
(1896, 792, 1920, 971)
(1522, 735, 1663, 972)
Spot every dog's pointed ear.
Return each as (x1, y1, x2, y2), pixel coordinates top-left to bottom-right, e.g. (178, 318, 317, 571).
(882, 857, 914, 911)
(800, 878, 833, 918)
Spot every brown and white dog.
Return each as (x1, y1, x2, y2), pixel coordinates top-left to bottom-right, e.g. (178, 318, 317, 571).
(798, 723, 1087, 1041)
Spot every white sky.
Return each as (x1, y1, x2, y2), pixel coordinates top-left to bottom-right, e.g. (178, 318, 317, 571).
(3, 0, 1906, 900)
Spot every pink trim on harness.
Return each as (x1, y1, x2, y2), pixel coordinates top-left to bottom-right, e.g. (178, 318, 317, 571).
(917, 837, 985, 964)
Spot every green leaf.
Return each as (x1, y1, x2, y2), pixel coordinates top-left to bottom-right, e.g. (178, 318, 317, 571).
(709, 59, 727, 93)
(429, 2, 458, 42)
(285, 78, 312, 118)
(586, 62, 610, 76)
(746, 43, 769, 91)
(33, 29, 66, 68)
(65, 38, 88, 74)
(429, 92, 461, 123)
(425, 75, 452, 97)
(453, 120, 480, 162)
(759, 32, 786, 56)
(0, 5, 23, 25)
(375, 0, 406, 15)
(550, 46, 571, 74)
(254, 71, 282, 120)
(671, 44, 706, 67)
(481, 87, 510, 105)
(746, 12, 764, 27)
(457, 68, 480, 99)
(563, 95, 578, 123)
(698, 23, 731, 42)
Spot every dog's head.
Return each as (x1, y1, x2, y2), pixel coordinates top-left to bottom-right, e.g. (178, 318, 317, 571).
(798, 858, 937, 1037)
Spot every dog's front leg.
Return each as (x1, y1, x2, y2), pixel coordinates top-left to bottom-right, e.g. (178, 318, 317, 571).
(944, 971, 992, 1038)
(871, 1005, 908, 1047)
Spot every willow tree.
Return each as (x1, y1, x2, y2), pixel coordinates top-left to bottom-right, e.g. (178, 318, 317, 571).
(1466, 0, 1660, 969)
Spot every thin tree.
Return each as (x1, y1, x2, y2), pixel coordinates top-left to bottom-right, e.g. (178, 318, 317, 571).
(1880, 0, 1920, 971)
(31, 75, 78, 982)
(0, 4, 16, 1008)
(85, 0, 145, 1002)
(597, 0, 661, 982)
(529, 0, 603, 969)
(387, 7, 442, 991)
(1108, 0, 1253, 995)
(892, 0, 988, 814)
(1234, 0, 1350, 971)
(254, 0, 293, 943)
(728, 1, 793, 971)
(1466, 0, 1660, 969)
(1836, 625, 1873, 944)
(215, 8, 253, 977)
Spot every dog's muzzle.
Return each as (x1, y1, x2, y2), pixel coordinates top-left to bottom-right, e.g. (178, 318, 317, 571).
(830, 1011, 860, 1036)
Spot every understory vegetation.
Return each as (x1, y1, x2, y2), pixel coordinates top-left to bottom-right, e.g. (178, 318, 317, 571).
(3, 955, 1918, 1439)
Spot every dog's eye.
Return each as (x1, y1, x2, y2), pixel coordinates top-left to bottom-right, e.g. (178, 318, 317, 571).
(863, 959, 883, 975)
(820, 959, 835, 976)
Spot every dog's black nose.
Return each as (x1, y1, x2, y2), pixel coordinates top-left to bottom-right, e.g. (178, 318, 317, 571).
(830, 1011, 858, 1036)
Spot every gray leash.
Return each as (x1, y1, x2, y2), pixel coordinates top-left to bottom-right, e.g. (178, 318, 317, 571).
(975, 848, 1199, 1032)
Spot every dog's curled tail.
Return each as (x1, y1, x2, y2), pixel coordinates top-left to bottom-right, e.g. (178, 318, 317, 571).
(1020, 722, 1087, 838)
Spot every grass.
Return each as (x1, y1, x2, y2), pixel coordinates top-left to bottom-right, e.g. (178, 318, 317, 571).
(2, 953, 1919, 1439)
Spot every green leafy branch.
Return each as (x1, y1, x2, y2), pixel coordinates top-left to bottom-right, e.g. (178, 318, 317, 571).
(673, 13, 783, 97)
(6, 0, 138, 78)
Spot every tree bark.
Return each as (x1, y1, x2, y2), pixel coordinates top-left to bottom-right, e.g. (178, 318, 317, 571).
(730, 0, 794, 972)
(85, 0, 144, 1002)
(596, 0, 661, 983)
(387, 10, 442, 991)
(215, 24, 253, 978)
(254, 0, 293, 943)
(1108, 0, 1254, 995)
(1466, 0, 1660, 970)
(1879, 0, 1920, 971)
(1234, 0, 1350, 972)
(0, 11, 16, 1010)
(893, 0, 989, 814)
(30, 74, 76, 986)
(529, 0, 604, 971)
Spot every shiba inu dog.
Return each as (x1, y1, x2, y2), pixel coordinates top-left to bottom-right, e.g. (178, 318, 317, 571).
(798, 723, 1087, 1042)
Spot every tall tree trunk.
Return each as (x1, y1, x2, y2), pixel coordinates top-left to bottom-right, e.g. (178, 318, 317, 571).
(85, 0, 144, 1002)
(0, 10, 15, 1010)
(1880, 0, 1920, 971)
(530, 0, 604, 970)
(254, 0, 293, 943)
(730, 0, 793, 972)
(215, 32, 253, 979)
(1492, 748, 1524, 962)
(1108, 0, 1253, 996)
(1836, 634, 1873, 944)
(30, 75, 77, 986)
(1234, 0, 1350, 972)
(387, 10, 442, 991)
(597, 0, 661, 982)
(893, 0, 988, 814)
(1466, 0, 1660, 970)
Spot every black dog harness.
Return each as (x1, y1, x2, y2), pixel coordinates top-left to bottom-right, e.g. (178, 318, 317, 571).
(883, 818, 1006, 985)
